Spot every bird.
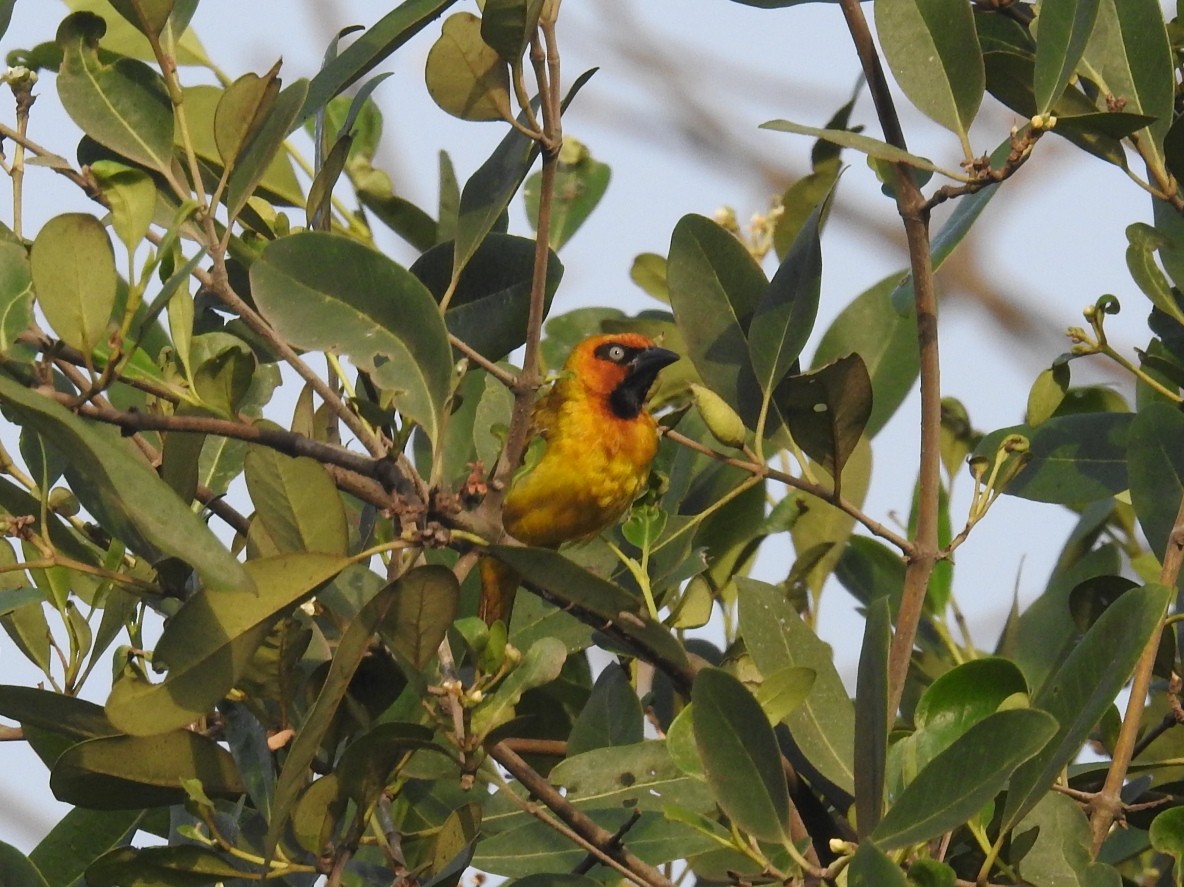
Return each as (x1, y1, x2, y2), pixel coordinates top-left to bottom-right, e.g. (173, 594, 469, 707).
(478, 332, 679, 625)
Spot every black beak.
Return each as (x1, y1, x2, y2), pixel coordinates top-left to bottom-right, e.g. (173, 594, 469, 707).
(611, 346, 679, 419)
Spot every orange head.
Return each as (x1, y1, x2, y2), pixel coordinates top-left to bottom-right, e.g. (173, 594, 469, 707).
(562, 333, 679, 419)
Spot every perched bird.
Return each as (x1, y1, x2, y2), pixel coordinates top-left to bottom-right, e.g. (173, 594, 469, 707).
(479, 333, 679, 624)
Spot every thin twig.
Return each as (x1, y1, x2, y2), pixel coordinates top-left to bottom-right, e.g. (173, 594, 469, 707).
(489, 742, 678, 887)
(1087, 494, 1184, 855)
(837, 0, 942, 720)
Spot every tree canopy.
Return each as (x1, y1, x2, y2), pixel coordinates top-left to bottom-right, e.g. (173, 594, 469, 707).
(2, 1, 1184, 885)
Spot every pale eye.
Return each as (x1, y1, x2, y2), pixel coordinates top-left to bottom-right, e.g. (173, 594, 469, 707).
(608, 345, 627, 362)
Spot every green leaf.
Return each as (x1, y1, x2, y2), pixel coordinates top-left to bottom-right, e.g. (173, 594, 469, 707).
(1128, 402, 1184, 566)
(481, 0, 546, 61)
(89, 161, 156, 253)
(104, 553, 348, 735)
(550, 740, 715, 813)
(566, 664, 643, 755)
(50, 730, 245, 809)
(0, 685, 116, 741)
(1126, 222, 1184, 327)
(855, 597, 891, 837)
(0, 842, 49, 887)
(975, 412, 1132, 504)
(244, 446, 348, 556)
(410, 233, 563, 362)
(1002, 581, 1173, 831)
(749, 193, 827, 400)
(874, 0, 984, 144)
(487, 546, 692, 680)
(379, 563, 459, 668)
(30, 808, 144, 887)
(754, 665, 816, 725)
(106, 0, 175, 39)
(334, 721, 438, 811)
(847, 841, 909, 887)
(250, 232, 452, 444)
(55, 12, 174, 174)
(0, 376, 253, 595)
(0, 241, 34, 355)
(524, 141, 611, 250)
(471, 636, 567, 739)
(737, 576, 855, 795)
(85, 845, 246, 886)
(214, 62, 282, 168)
(888, 658, 1029, 795)
(872, 708, 1056, 849)
(297, 0, 462, 127)
(452, 68, 595, 279)
(1150, 807, 1184, 873)
(265, 568, 428, 857)
(1034, 0, 1101, 115)
(760, 120, 961, 178)
(30, 213, 116, 355)
(667, 214, 767, 429)
(778, 353, 872, 482)
(225, 79, 309, 221)
(426, 12, 511, 121)
(692, 667, 790, 843)
(1080, 0, 1173, 178)
(1017, 794, 1122, 887)
(0, 2, 14, 41)
(812, 275, 917, 438)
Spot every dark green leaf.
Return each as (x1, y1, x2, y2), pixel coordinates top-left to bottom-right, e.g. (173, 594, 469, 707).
(410, 233, 563, 362)
(872, 708, 1056, 849)
(50, 731, 245, 809)
(847, 841, 908, 887)
(335, 722, 437, 810)
(975, 412, 1132, 504)
(250, 232, 452, 444)
(104, 553, 348, 735)
(488, 546, 692, 678)
(225, 79, 309, 221)
(667, 214, 766, 429)
(736, 577, 855, 795)
(55, 13, 174, 174)
(481, 0, 546, 61)
(566, 664, 643, 755)
(0, 241, 33, 355)
(1017, 794, 1122, 887)
(1002, 582, 1173, 830)
(812, 275, 918, 438)
(524, 143, 611, 250)
(0, 842, 49, 887)
(106, 0, 175, 39)
(855, 597, 890, 837)
(85, 845, 246, 886)
(749, 194, 828, 399)
(0, 685, 115, 741)
(0, 376, 253, 594)
(214, 63, 282, 169)
(379, 564, 459, 668)
(30, 808, 144, 887)
(779, 353, 872, 482)
(1128, 402, 1184, 566)
(692, 667, 790, 843)
(1034, 0, 1101, 114)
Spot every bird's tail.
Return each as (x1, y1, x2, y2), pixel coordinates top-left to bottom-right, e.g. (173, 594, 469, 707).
(478, 556, 520, 626)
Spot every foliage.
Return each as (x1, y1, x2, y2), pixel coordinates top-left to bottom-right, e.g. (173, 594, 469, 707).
(0, 0, 1182, 885)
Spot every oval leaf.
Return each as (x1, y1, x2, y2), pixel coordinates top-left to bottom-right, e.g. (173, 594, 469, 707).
(426, 12, 512, 122)
(871, 708, 1057, 850)
(1034, 0, 1102, 115)
(692, 667, 790, 844)
(56, 12, 174, 174)
(30, 213, 116, 355)
(251, 232, 452, 444)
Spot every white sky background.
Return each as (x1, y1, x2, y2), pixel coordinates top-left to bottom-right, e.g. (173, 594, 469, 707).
(0, 0, 1161, 854)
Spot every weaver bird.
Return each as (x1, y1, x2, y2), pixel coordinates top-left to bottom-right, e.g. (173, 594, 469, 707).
(479, 333, 679, 624)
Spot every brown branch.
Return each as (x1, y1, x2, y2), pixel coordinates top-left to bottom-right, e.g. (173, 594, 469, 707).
(837, 0, 941, 721)
(0, 725, 22, 741)
(489, 742, 678, 887)
(1088, 494, 1184, 855)
(664, 428, 914, 554)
